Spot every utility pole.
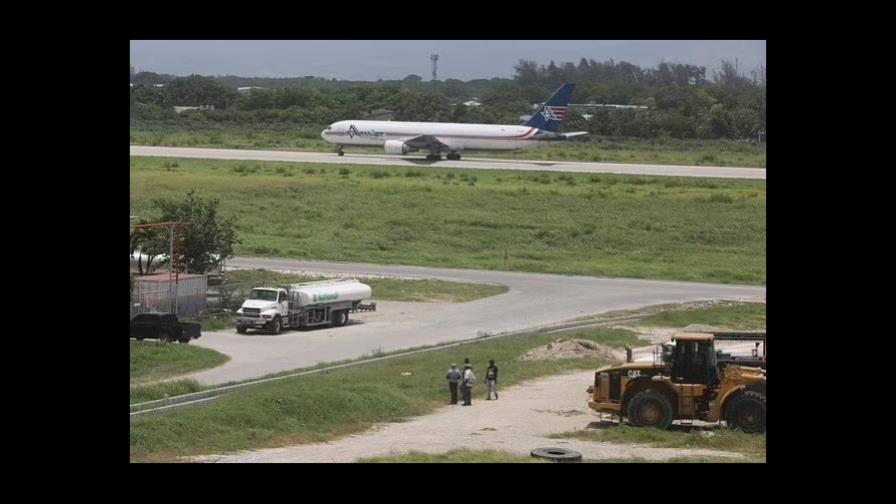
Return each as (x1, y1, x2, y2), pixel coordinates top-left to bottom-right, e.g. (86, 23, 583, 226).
(168, 226, 174, 313)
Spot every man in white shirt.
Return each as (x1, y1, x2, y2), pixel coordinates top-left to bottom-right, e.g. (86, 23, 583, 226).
(462, 363, 476, 406)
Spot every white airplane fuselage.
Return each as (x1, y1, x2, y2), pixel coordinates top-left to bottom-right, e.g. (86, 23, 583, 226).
(321, 120, 549, 152)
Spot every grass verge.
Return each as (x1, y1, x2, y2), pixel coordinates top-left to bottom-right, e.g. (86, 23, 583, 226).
(130, 157, 766, 284)
(130, 340, 229, 383)
(131, 379, 204, 404)
(639, 301, 765, 330)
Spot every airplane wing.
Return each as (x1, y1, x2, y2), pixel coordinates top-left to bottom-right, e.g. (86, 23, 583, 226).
(402, 135, 452, 151)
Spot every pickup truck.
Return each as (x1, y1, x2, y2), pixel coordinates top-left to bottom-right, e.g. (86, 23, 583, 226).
(130, 312, 202, 344)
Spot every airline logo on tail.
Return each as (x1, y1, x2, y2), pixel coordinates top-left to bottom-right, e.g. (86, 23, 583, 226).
(524, 82, 575, 132)
(540, 106, 568, 121)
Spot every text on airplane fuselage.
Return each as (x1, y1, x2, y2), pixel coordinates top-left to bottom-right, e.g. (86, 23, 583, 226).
(347, 125, 384, 139)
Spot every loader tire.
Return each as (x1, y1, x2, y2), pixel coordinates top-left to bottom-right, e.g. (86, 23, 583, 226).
(627, 389, 674, 430)
(725, 390, 766, 433)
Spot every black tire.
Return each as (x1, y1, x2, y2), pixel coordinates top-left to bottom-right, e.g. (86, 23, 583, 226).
(530, 448, 582, 463)
(236, 325, 247, 334)
(725, 390, 766, 433)
(626, 389, 674, 429)
(270, 316, 282, 335)
(332, 310, 348, 327)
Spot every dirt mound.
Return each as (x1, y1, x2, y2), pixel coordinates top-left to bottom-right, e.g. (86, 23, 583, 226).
(519, 338, 622, 362)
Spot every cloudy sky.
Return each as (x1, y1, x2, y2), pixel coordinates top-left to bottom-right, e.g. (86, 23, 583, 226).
(130, 40, 765, 81)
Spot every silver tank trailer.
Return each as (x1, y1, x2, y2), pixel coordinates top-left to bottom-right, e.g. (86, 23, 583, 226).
(287, 279, 372, 307)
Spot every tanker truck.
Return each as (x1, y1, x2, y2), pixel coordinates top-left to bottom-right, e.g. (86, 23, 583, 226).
(233, 279, 376, 334)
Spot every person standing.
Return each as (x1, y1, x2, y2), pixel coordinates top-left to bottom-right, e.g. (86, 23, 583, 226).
(446, 363, 462, 405)
(462, 363, 476, 406)
(485, 359, 499, 400)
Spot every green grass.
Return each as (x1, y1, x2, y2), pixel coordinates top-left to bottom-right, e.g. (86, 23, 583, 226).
(639, 301, 766, 330)
(129, 327, 645, 462)
(130, 157, 766, 284)
(131, 379, 204, 403)
(358, 449, 549, 463)
(130, 124, 766, 168)
(130, 340, 229, 383)
(549, 426, 765, 462)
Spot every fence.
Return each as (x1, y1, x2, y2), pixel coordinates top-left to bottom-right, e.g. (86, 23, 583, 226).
(131, 274, 207, 318)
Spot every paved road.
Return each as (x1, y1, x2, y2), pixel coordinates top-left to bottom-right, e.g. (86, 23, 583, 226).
(130, 146, 766, 180)
(183, 257, 765, 386)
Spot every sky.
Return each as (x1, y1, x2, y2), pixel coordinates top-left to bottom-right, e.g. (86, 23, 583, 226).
(130, 40, 766, 81)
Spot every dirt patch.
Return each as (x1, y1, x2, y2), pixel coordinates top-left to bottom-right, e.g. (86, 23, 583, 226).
(518, 338, 623, 362)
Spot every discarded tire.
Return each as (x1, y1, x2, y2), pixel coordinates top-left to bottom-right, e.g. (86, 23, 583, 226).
(530, 447, 582, 463)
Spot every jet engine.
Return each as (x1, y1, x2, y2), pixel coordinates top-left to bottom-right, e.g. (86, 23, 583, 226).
(384, 140, 410, 155)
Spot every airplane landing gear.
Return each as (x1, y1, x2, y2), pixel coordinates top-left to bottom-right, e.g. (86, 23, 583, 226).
(446, 153, 461, 160)
(336, 146, 344, 156)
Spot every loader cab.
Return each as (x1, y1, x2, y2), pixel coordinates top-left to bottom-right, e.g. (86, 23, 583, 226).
(666, 333, 720, 387)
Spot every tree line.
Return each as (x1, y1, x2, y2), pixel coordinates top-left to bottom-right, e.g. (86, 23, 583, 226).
(131, 58, 765, 140)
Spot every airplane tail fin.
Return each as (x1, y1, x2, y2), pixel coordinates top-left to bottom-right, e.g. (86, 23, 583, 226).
(523, 82, 575, 132)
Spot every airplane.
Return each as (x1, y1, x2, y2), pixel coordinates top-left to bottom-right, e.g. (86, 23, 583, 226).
(320, 82, 588, 160)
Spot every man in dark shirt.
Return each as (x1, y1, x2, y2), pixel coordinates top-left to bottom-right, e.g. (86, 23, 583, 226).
(485, 359, 499, 400)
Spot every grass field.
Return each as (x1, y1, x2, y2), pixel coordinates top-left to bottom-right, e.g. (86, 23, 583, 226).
(129, 327, 645, 461)
(130, 124, 766, 168)
(640, 301, 766, 329)
(131, 379, 204, 404)
(549, 426, 765, 463)
(129, 157, 766, 284)
(130, 340, 229, 384)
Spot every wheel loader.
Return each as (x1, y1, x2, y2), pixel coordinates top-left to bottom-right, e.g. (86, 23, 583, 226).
(586, 332, 766, 432)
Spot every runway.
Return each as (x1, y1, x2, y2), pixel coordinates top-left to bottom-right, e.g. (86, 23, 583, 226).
(130, 146, 766, 180)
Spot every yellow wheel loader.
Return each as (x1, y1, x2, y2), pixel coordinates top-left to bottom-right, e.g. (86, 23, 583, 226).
(586, 332, 766, 432)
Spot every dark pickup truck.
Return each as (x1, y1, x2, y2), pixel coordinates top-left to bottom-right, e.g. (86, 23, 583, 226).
(130, 312, 202, 344)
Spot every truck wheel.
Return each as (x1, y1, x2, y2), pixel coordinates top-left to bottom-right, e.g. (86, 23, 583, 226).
(236, 325, 247, 334)
(626, 389, 673, 429)
(333, 310, 348, 327)
(725, 390, 766, 433)
(270, 316, 282, 335)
